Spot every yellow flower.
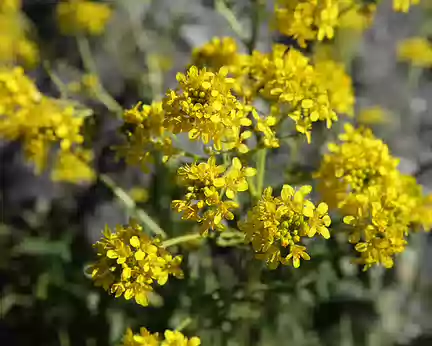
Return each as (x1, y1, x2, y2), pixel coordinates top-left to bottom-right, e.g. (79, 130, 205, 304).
(238, 185, 331, 269)
(316, 123, 399, 208)
(357, 106, 390, 125)
(162, 330, 201, 346)
(244, 44, 337, 142)
(56, 0, 112, 36)
(51, 148, 95, 183)
(121, 328, 160, 346)
(162, 65, 253, 152)
(0, 67, 93, 181)
(314, 59, 355, 116)
(397, 37, 432, 68)
(116, 101, 178, 172)
(0, 4, 39, 67)
(192, 36, 242, 72)
(173, 156, 255, 235)
(89, 221, 183, 306)
(393, 0, 420, 12)
(121, 328, 200, 346)
(316, 124, 432, 269)
(274, 0, 355, 47)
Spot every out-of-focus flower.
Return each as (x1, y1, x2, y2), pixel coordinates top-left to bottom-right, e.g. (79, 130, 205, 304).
(357, 106, 390, 125)
(0, 2, 39, 67)
(274, 0, 356, 47)
(393, 0, 420, 13)
(397, 37, 432, 68)
(116, 101, 178, 172)
(56, 0, 112, 36)
(0, 67, 94, 181)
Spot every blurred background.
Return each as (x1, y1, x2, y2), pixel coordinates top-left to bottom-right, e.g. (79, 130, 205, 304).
(1, 0, 432, 345)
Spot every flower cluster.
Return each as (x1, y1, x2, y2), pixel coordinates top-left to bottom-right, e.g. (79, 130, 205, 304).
(122, 327, 200, 346)
(56, 0, 112, 36)
(116, 101, 178, 172)
(192, 36, 244, 73)
(172, 156, 256, 235)
(314, 59, 355, 116)
(238, 185, 331, 269)
(163, 66, 253, 152)
(0, 67, 94, 182)
(397, 37, 432, 68)
(274, 0, 355, 47)
(316, 124, 432, 269)
(89, 221, 183, 307)
(243, 45, 337, 142)
(393, 0, 420, 12)
(0, 0, 39, 67)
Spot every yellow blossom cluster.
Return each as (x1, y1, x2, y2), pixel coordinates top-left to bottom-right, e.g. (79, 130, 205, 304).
(244, 45, 338, 143)
(56, 0, 112, 36)
(338, 2, 377, 32)
(238, 185, 331, 269)
(192, 36, 244, 73)
(0, 0, 38, 67)
(89, 221, 183, 307)
(393, 0, 420, 12)
(316, 124, 432, 269)
(397, 37, 432, 68)
(172, 156, 256, 235)
(116, 101, 178, 172)
(122, 327, 200, 346)
(314, 59, 355, 116)
(274, 0, 355, 47)
(0, 67, 94, 182)
(163, 66, 254, 153)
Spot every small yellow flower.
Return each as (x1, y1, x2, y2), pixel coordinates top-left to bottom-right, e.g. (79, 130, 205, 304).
(397, 37, 432, 68)
(239, 185, 331, 269)
(121, 327, 200, 346)
(393, 0, 420, 13)
(89, 221, 183, 306)
(116, 102, 178, 172)
(56, 0, 112, 36)
(162, 65, 253, 152)
(173, 156, 255, 235)
(274, 0, 355, 47)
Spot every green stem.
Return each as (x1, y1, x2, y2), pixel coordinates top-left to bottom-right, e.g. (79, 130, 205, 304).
(247, 0, 263, 54)
(256, 148, 267, 197)
(76, 36, 123, 115)
(161, 233, 202, 248)
(174, 317, 193, 332)
(99, 174, 167, 239)
(215, 0, 249, 43)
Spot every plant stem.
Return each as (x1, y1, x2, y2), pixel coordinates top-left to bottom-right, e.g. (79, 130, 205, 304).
(76, 36, 123, 115)
(99, 174, 167, 239)
(174, 317, 193, 332)
(256, 148, 267, 197)
(247, 0, 263, 54)
(215, 0, 248, 43)
(161, 233, 202, 248)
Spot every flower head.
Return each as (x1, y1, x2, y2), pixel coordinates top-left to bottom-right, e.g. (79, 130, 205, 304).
(121, 327, 200, 346)
(173, 156, 256, 235)
(162, 66, 253, 152)
(238, 185, 331, 269)
(56, 0, 112, 36)
(89, 221, 183, 306)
